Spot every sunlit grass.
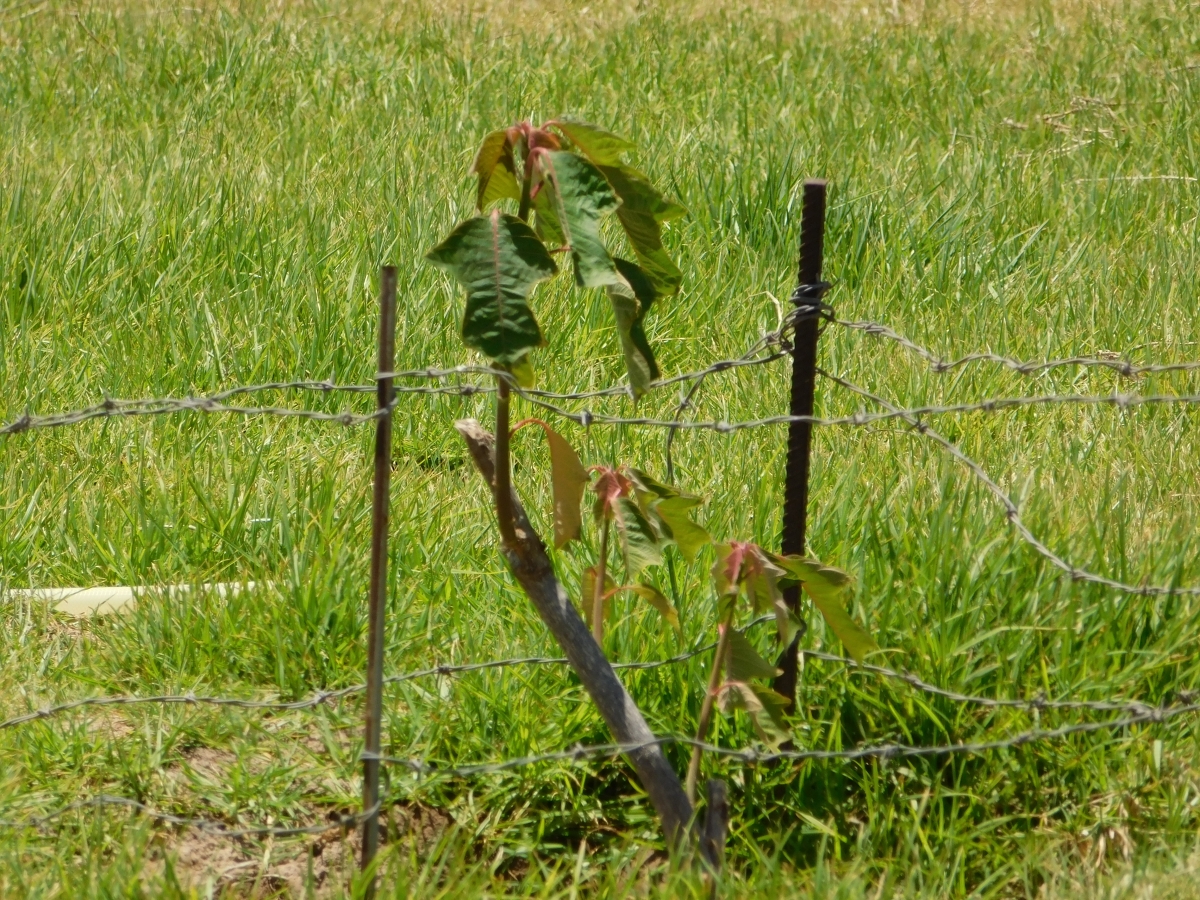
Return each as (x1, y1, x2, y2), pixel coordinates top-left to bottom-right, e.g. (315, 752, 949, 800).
(1, 0, 1199, 895)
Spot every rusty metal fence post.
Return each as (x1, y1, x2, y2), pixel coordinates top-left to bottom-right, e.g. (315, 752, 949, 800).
(361, 266, 397, 895)
(773, 181, 828, 706)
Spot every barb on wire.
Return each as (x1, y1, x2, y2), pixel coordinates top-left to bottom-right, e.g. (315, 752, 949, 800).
(818, 368, 1200, 596)
(368, 699, 1200, 778)
(0, 794, 377, 837)
(835, 318, 1200, 377)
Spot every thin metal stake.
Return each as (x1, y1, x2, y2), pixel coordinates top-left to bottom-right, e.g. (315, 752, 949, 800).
(774, 180, 827, 706)
(361, 266, 397, 894)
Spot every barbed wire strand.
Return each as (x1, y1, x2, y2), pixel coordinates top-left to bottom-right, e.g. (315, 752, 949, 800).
(9, 696, 1196, 835)
(834, 318, 1200, 377)
(818, 368, 1200, 596)
(8, 615, 1180, 733)
(0, 638, 736, 732)
(368, 700, 1200, 778)
(663, 300, 830, 480)
(511, 389, 1200, 433)
(12, 383, 1200, 439)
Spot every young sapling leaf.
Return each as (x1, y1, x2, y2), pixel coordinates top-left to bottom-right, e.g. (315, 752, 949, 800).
(592, 467, 665, 577)
(550, 118, 637, 165)
(614, 496, 664, 575)
(626, 467, 711, 559)
(537, 149, 621, 288)
(726, 629, 782, 682)
(627, 583, 681, 635)
(511, 419, 590, 548)
(471, 128, 521, 210)
(718, 681, 790, 746)
(426, 210, 556, 363)
(774, 555, 877, 662)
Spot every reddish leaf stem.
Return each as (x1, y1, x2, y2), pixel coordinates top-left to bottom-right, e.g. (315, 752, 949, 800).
(517, 153, 535, 222)
(494, 378, 518, 547)
(686, 608, 735, 804)
(592, 516, 611, 645)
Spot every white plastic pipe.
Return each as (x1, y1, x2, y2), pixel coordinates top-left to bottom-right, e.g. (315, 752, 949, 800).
(3, 582, 258, 616)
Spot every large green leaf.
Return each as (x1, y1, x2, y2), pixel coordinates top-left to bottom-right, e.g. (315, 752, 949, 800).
(615, 209, 682, 296)
(717, 681, 790, 746)
(726, 629, 781, 681)
(552, 118, 637, 166)
(537, 150, 620, 288)
(606, 258, 660, 398)
(598, 164, 686, 221)
(532, 184, 565, 246)
(426, 211, 556, 363)
(653, 497, 710, 561)
(597, 164, 685, 296)
(774, 555, 878, 663)
(470, 129, 521, 210)
(624, 467, 710, 560)
(613, 496, 663, 575)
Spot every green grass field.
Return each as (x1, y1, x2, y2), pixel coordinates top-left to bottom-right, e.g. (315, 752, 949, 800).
(2, 0, 1200, 895)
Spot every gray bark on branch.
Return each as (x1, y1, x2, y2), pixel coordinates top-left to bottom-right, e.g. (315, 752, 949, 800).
(454, 418, 698, 852)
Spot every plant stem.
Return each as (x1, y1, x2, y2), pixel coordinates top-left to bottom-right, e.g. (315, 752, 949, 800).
(686, 608, 735, 804)
(517, 155, 534, 222)
(494, 377, 518, 547)
(592, 517, 610, 645)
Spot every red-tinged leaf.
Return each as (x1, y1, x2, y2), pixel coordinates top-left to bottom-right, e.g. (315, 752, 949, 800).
(742, 546, 786, 615)
(713, 542, 749, 597)
(512, 419, 589, 548)
(591, 466, 631, 521)
(773, 555, 878, 663)
(551, 118, 636, 165)
(725, 628, 781, 681)
(536, 150, 621, 288)
(713, 541, 784, 612)
(528, 127, 562, 151)
(426, 211, 556, 364)
(470, 129, 521, 211)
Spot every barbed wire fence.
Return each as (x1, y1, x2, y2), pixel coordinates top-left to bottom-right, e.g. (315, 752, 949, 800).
(4, 303, 1200, 843)
(4, 263, 1200, 854)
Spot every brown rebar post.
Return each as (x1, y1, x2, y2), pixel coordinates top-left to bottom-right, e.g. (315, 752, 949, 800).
(773, 181, 827, 707)
(361, 266, 397, 894)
